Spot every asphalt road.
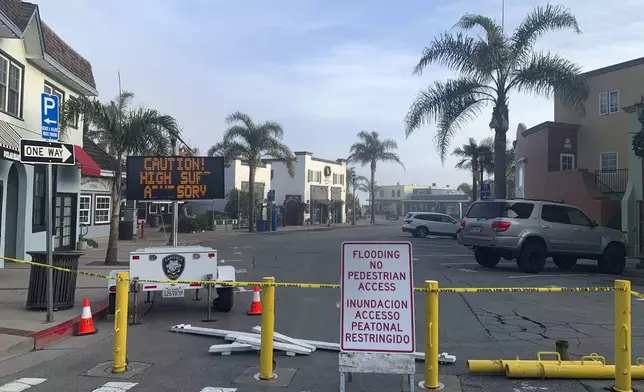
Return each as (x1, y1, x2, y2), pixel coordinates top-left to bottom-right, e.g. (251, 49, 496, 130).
(2, 224, 644, 392)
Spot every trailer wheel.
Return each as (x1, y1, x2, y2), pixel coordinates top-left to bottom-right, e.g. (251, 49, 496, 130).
(214, 287, 234, 312)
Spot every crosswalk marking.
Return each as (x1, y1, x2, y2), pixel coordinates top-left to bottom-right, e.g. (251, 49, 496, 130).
(91, 382, 138, 392)
(199, 388, 237, 392)
(0, 378, 47, 392)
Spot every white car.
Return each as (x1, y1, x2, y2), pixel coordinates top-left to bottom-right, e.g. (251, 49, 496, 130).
(402, 212, 462, 239)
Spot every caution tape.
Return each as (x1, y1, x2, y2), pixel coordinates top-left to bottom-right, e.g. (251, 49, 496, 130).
(0, 255, 625, 293)
(631, 290, 644, 299)
(0, 255, 111, 280)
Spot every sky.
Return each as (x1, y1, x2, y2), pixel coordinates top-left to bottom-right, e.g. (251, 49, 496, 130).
(35, 0, 644, 190)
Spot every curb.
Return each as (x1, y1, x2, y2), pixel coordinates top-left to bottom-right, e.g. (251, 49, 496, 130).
(29, 297, 110, 349)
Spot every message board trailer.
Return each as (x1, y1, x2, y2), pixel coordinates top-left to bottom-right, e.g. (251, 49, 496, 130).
(125, 156, 225, 201)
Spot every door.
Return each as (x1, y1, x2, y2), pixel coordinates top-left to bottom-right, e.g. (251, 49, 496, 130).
(563, 206, 602, 254)
(4, 165, 18, 259)
(539, 204, 575, 252)
(54, 193, 77, 250)
(438, 214, 460, 234)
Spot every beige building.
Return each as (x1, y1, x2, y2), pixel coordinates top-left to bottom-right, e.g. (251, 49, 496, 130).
(514, 57, 644, 230)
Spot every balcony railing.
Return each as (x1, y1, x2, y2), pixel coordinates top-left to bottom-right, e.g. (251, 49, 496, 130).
(595, 168, 628, 195)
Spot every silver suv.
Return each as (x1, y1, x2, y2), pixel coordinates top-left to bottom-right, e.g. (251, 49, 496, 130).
(458, 199, 628, 274)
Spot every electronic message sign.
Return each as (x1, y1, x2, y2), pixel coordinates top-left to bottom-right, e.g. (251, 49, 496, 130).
(126, 156, 225, 201)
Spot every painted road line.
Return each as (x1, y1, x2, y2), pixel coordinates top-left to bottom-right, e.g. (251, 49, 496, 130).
(507, 274, 591, 279)
(225, 259, 244, 262)
(92, 382, 138, 391)
(0, 378, 47, 392)
(457, 269, 478, 273)
(440, 262, 479, 266)
(199, 388, 237, 392)
(233, 252, 243, 255)
(235, 269, 247, 273)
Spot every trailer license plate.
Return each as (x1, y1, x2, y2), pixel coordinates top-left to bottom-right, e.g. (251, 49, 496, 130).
(162, 287, 185, 298)
(470, 227, 481, 233)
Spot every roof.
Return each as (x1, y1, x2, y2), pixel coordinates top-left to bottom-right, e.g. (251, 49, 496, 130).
(82, 137, 120, 172)
(521, 121, 580, 137)
(583, 56, 644, 78)
(0, 0, 96, 89)
(41, 22, 96, 89)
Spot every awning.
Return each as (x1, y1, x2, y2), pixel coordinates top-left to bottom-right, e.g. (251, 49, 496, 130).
(0, 120, 21, 161)
(73, 145, 101, 177)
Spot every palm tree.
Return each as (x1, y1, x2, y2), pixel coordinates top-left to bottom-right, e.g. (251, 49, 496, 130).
(208, 112, 295, 232)
(452, 138, 493, 201)
(63, 92, 183, 264)
(355, 176, 376, 219)
(404, 4, 589, 198)
(348, 131, 404, 224)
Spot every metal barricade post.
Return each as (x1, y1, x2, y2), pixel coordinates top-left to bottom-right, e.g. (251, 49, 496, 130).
(260, 277, 276, 380)
(112, 272, 129, 373)
(614, 279, 632, 392)
(424, 280, 439, 389)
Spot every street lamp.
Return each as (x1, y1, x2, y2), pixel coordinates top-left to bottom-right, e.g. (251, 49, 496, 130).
(635, 95, 644, 129)
(478, 152, 485, 200)
(351, 172, 356, 225)
(632, 96, 644, 160)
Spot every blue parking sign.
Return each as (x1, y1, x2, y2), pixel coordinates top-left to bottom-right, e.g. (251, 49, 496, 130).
(41, 93, 59, 141)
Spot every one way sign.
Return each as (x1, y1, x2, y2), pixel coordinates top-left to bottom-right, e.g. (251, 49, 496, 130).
(20, 139, 75, 165)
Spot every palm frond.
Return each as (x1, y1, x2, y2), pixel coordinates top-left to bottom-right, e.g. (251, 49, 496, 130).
(379, 152, 405, 170)
(414, 33, 478, 76)
(405, 78, 493, 138)
(512, 4, 580, 59)
(225, 111, 255, 129)
(257, 121, 285, 140)
(262, 138, 295, 177)
(455, 14, 504, 44)
(510, 51, 588, 115)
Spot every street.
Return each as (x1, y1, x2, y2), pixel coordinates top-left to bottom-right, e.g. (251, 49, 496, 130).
(1, 225, 644, 392)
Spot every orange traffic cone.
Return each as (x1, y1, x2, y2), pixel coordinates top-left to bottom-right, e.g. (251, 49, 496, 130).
(76, 298, 97, 336)
(247, 285, 262, 315)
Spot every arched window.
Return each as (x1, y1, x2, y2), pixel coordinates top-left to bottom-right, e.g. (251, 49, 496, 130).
(391, 190, 395, 197)
(396, 190, 401, 197)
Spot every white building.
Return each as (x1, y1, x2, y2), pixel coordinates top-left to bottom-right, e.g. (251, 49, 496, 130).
(188, 159, 272, 218)
(0, 1, 98, 267)
(269, 151, 347, 225)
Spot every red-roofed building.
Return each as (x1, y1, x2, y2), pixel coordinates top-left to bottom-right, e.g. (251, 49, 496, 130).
(0, 1, 99, 265)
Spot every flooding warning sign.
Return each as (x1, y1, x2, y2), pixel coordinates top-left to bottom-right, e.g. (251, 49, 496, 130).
(340, 241, 415, 353)
(126, 156, 225, 200)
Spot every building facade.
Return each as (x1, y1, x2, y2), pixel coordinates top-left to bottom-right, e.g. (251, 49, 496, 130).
(0, 1, 98, 267)
(370, 185, 469, 219)
(187, 158, 272, 219)
(270, 151, 347, 225)
(513, 57, 644, 230)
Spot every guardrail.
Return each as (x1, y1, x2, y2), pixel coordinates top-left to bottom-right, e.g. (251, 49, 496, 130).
(0, 254, 638, 390)
(595, 168, 628, 195)
(212, 219, 250, 230)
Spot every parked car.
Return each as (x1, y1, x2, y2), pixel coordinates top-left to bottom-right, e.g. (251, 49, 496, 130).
(402, 212, 461, 239)
(458, 199, 628, 274)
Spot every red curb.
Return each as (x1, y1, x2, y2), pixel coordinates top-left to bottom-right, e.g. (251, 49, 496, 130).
(29, 297, 110, 349)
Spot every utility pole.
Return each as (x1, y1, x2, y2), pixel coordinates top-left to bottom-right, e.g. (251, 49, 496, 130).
(351, 172, 356, 225)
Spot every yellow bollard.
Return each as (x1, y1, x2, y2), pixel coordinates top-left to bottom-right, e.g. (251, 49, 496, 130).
(614, 280, 632, 392)
(112, 272, 129, 373)
(259, 276, 275, 380)
(424, 280, 439, 389)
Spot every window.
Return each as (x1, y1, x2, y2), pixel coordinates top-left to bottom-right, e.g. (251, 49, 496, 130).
(379, 189, 384, 198)
(307, 170, 321, 182)
(600, 152, 618, 172)
(149, 203, 158, 214)
(391, 190, 395, 197)
(396, 190, 401, 197)
(466, 201, 534, 219)
(599, 91, 619, 115)
(609, 90, 619, 114)
(307, 169, 312, 182)
(560, 153, 575, 171)
(32, 166, 46, 230)
(541, 205, 569, 224)
(440, 215, 456, 223)
(340, 175, 344, 185)
(0, 52, 23, 118)
(79, 194, 91, 225)
(599, 92, 608, 115)
(333, 173, 339, 185)
(94, 195, 111, 224)
(564, 207, 592, 226)
(270, 169, 274, 180)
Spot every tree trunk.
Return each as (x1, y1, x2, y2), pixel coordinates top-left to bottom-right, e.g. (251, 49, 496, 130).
(493, 130, 507, 199)
(105, 161, 122, 264)
(370, 161, 376, 224)
(248, 165, 256, 232)
(490, 101, 509, 199)
(471, 169, 477, 201)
